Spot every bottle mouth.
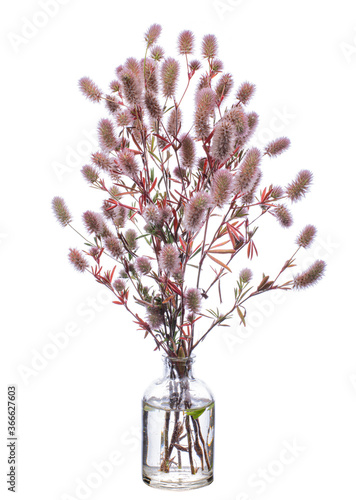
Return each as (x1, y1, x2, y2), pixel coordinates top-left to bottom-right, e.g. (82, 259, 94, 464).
(162, 353, 196, 362)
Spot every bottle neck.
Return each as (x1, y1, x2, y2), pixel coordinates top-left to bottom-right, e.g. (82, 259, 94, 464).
(163, 355, 195, 380)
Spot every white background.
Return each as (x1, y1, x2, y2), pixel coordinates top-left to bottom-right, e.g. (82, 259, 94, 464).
(1, 0, 356, 499)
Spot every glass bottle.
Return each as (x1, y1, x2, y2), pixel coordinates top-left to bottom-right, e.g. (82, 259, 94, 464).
(142, 355, 215, 490)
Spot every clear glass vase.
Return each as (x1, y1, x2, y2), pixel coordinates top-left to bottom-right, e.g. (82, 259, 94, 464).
(142, 355, 215, 490)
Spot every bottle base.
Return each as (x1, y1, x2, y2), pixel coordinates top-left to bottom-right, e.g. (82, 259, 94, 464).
(142, 465, 213, 490)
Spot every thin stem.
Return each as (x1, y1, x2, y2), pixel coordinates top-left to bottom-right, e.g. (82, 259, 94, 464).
(185, 415, 195, 474)
(196, 208, 211, 290)
(192, 300, 237, 351)
(196, 419, 211, 470)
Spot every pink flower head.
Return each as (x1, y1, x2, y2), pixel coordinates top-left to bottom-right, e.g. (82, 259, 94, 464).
(211, 120, 234, 163)
(91, 151, 114, 172)
(202, 34, 218, 59)
(293, 260, 326, 289)
(68, 248, 89, 272)
(159, 244, 180, 273)
(144, 24, 162, 47)
(194, 87, 216, 139)
(167, 107, 182, 137)
(52, 197, 72, 227)
(144, 90, 162, 120)
(272, 204, 293, 228)
(117, 148, 140, 178)
(265, 137, 291, 157)
(246, 111, 259, 136)
(179, 134, 196, 169)
(142, 58, 159, 93)
(285, 170, 313, 202)
(104, 236, 123, 259)
(135, 256, 152, 275)
(113, 278, 126, 293)
(296, 225, 317, 249)
(189, 59, 202, 72)
(235, 147, 262, 193)
(150, 45, 165, 61)
(120, 69, 143, 105)
(211, 169, 234, 207)
(211, 59, 224, 72)
(178, 30, 195, 55)
(215, 73, 234, 104)
(226, 106, 249, 136)
(124, 228, 138, 252)
(146, 306, 164, 329)
(236, 81, 256, 105)
(271, 185, 284, 198)
(105, 94, 120, 114)
(113, 206, 128, 229)
(78, 77, 102, 103)
(185, 288, 202, 314)
(82, 211, 105, 236)
(116, 109, 133, 128)
(239, 268, 253, 283)
(161, 57, 180, 98)
(183, 191, 212, 233)
(143, 204, 160, 224)
(97, 119, 118, 152)
(81, 165, 99, 184)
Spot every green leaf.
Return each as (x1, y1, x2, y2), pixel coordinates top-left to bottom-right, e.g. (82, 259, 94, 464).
(143, 404, 155, 412)
(149, 151, 161, 163)
(236, 306, 246, 326)
(185, 408, 206, 419)
(190, 247, 202, 259)
(136, 233, 150, 240)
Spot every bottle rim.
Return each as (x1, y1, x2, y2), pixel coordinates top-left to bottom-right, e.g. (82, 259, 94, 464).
(162, 353, 196, 362)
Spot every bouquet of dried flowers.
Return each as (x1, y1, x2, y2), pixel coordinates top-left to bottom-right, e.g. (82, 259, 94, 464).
(52, 24, 325, 359)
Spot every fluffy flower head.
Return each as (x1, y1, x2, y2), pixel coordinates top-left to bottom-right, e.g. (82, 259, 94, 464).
(68, 248, 88, 272)
(236, 82, 256, 105)
(296, 225, 317, 249)
(183, 191, 212, 232)
(265, 137, 291, 157)
(294, 260, 326, 289)
(178, 30, 194, 55)
(286, 170, 313, 202)
(202, 34, 218, 59)
(185, 288, 202, 314)
(98, 119, 117, 152)
(52, 197, 72, 227)
(78, 77, 102, 103)
(159, 244, 180, 273)
(239, 268, 253, 283)
(144, 24, 162, 47)
(211, 169, 234, 207)
(161, 57, 180, 98)
(117, 148, 140, 178)
(272, 204, 293, 228)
